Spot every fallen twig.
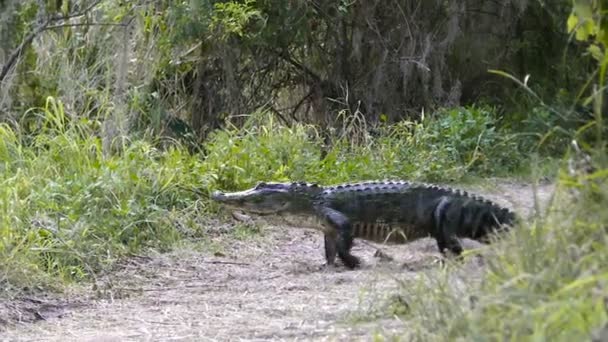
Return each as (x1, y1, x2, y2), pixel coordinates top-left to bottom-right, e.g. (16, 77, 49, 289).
(201, 260, 250, 266)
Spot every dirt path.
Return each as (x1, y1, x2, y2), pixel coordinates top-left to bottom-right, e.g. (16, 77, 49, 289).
(0, 180, 555, 342)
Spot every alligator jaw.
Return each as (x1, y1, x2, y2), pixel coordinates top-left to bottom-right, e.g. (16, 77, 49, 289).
(211, 189, 256, 204)
(211, 189, 291, 215)
(211, 190, 233, 202)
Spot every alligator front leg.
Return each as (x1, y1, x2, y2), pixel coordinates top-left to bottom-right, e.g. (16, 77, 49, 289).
(323, 233, 337, 266)
(317, 206, 360, 269)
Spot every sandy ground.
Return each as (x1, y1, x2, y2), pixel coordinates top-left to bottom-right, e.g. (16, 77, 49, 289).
(0, 180, 555, 342)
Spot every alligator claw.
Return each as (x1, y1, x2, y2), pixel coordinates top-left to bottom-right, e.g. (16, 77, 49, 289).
(433, 256, 447, 268)
(231, 211, 252, 222)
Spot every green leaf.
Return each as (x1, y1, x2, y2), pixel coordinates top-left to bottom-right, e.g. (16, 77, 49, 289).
(588, 44, 604, 61)
(579, 21, 595, 40)
(569, 0, 600, 41)
(573, 0, 593, 19)
(567, 14, 579, 33)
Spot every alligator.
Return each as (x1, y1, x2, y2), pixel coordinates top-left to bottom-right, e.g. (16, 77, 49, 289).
(211, 180, 516, 269)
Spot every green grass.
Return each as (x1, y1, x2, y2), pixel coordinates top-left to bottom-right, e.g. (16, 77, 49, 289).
(1, 102, 533, 293)
(370, 157, 608, 341)
(0, 98, 215, 291)
(4, 98, 601, 342)
(204, 106, 533, 189)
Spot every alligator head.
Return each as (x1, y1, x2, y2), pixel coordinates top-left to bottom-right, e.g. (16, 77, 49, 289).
(211, 181, 322, 215)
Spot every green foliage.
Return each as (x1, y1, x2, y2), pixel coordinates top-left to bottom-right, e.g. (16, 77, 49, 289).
(379, 161, 608, 341)
(368, 3, 608, 340)
(164, 1, 213, 42)
(422, 106, 519, 174)
(211, 0, 263, 40)
(203, 106, 522, 188)
(373, 106, 520, 181)
(1, 102, 526, 291)
(568, 0, 608, 51)
(230, 221, 264, 240)
(568, 0, 608, 145)
(510, 105, 582, 156)
(0, 97, 211, 290)
(203, 112, 323, 190)
(1, 0, 593, 157)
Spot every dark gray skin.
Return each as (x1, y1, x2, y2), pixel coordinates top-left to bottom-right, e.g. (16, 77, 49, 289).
(212, 180, 516, 269)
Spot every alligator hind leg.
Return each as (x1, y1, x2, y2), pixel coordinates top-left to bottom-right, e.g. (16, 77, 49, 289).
(433, 197, 464, 257)
(317, 207, 360, 269)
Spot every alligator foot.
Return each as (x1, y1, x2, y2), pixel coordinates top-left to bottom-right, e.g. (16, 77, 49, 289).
(433, 256, 447, 268)
(316, 262, 344, 273)
(318, 256, 360, 270)
(231, 210, 253, 223)
(440, 247, 466, 262)
(339, 254, 360, 269)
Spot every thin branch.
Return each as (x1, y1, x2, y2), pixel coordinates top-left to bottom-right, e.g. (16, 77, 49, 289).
(270, 49, 321, 83)
(49, 0, 104, 21)
(201, 260, 250, 266)
(0, 0, 105, 85)
(290, 88, 315, 120)
(46, 22, 127, 30)
(0, 20, 50, 85)
(265, 105, 291, 125)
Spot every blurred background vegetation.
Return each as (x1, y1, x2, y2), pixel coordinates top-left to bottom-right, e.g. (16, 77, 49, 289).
(0, 0, 601, 147)
(0, 0, 606, 339)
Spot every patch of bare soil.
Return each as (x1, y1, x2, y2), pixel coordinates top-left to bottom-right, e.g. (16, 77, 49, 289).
(0, 180, 555, 341)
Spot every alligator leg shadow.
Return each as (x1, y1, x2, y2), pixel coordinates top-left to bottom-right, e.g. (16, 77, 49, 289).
(346, 239, 393, 263)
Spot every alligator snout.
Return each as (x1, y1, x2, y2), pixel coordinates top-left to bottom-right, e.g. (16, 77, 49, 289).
(211, 191, 226, 201)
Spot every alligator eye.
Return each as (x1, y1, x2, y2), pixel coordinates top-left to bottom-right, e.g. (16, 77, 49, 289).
(255, 182, 267, 189)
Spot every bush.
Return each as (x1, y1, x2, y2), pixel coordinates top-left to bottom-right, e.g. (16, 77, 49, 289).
(0, 98, 210, 291)
(0, 103, 528, 291)
(381, 156, 608, 340)
(204, 106, 522, 187)
(203, 112, 323, 190)
(373, 105, 521, 181)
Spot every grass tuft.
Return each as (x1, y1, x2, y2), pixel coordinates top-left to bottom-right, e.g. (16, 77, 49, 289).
(376, 155, 608, 341)
(0, 101, 554, 298)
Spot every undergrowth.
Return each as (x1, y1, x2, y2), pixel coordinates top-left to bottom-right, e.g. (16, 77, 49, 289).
(371, 3, 608, 337)
(206, 105, 527, 190)
(0, 97, 213, 292)
(379, 152, 608, 341)
(0, 101, 529, 293)
(0, 95, 603, 341)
